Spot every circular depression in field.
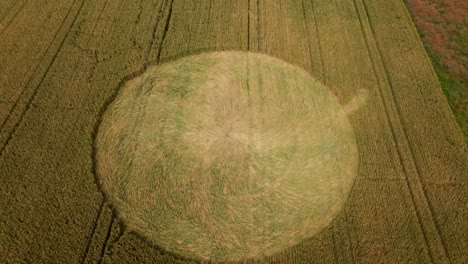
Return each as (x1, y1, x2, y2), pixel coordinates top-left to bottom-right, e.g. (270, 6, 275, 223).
(95, 51, 359, 262)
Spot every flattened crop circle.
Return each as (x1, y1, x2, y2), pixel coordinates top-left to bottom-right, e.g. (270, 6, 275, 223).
(95, 51, 359, 262)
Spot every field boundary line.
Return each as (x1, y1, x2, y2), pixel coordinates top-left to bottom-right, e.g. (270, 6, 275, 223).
(0, 0, 84, 156)
(354, 0, 449, 261)
(0, 0, 29, 36)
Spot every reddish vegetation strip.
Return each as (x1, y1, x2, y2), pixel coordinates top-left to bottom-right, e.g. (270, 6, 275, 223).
(406, 0, 467, 79)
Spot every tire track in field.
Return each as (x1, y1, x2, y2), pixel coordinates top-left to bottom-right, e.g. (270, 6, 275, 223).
(92, 1, 174, 261)
(0, 0, 84, 156)
(88, 44, 144, 261)
(82, 0, 141, 261)
(361, 1, 450, 261)
(248, 0, 251, 50)
(85, 68, 150, 264)
(0, 0, 29, 36)
(309, 0, 325, 81)
(350, 0, 435, 260)
(207, 0, 212, 22)
(309, 1, 343, 261)
(0, 1, 16, 20)
(308, 1, 342, 260)
(330, 230, 340, 264)
(247, 0, 258, 52)
(299, 1, 340, 261)
(83, 0, 109, 47)
(97, 217, 115, 264)
(256, 0, 260, 52)
(0, 0, 22, 25)
(144, 0, 167, 69)
(300, 0, 312, 70)
(75, 2, 116, 262)
(154, 0, 173, 64)
(80, 199, 105, 263)
(353, 0, 449, 262)
(342, 210, 356, 263)
(301, 0, 325, 81)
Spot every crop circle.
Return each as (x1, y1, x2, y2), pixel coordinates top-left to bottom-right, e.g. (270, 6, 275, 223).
(95, 51, 359, 262)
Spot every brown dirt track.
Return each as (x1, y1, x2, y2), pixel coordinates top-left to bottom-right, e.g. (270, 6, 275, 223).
(0, 0, 467, 263)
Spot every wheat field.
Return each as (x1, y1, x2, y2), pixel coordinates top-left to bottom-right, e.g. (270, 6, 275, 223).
(0, 0, 466, 263)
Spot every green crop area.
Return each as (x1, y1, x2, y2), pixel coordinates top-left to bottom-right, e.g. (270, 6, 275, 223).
(1, 0, 466, 263)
